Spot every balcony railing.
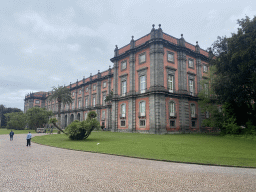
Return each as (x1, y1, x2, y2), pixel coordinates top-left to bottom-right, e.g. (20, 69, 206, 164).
(138, 112, 146, 118)
(169, 112, 177, 118)
(191, 114, 198, 119)
(120, 114, 126, 119)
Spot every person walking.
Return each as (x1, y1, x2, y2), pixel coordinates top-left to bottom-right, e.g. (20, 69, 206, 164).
(26, 132, 32, 147)
(9, 130, 14, 141)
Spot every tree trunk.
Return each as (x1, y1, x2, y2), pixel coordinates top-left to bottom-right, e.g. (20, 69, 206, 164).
(53, 122, 67, 135)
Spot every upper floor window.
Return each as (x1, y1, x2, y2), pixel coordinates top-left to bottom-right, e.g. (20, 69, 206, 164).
(85, 97, 88, 108)
(168, 75, 174, 93)
(121, 80, 127, 96)
(140, 75, 146, 93)
(121, 104, 126, 118)
(102, 94, 106, 106)
(191, 104, 196, 118)
(93, 84, 96, 91)
(121, 61, 127, 70)
(167, 52, 174, 63)
(85, 87, 89, 92)
(189, 80, 194, 96)
(93, 97, 96, 107)
(203, 65, 208, 73)
(79, 89, 81, 94)
(204, 83, 209, 97)
(72, 102, 75, 110)
(139, 52, 146, 64)
(85, 113, 87, 120)
(169, 101, 175, 117)
(103, 82, 107, 88)
(139, 101, 146, 117)
(188, 59, 194, 68)
(78, 100, 81, 108)
(35, 100, 40, 104)
(72, 92, 75, 96)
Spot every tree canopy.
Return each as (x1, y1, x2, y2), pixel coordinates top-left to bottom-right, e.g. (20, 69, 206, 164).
(205, 16, 256, 133)
(0, 105, 22, 127)
(5, 112, 26, 130)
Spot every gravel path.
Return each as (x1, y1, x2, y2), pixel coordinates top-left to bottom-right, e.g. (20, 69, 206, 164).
(0, 134, 255, 192)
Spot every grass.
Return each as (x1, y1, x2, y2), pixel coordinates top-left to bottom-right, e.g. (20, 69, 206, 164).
(32, 131, 256, 168)
(0, 128, 58, 135)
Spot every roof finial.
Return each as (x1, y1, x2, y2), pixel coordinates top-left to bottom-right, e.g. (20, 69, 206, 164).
(181, 34, 183, 37)
(196, 41, 198, 45)
(132, 35, 134, 40)
(152, 24, 155, 29)
(159, 24, 161, 28)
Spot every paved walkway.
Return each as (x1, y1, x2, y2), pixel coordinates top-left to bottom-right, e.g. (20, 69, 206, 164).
(0, 134, 255, 192)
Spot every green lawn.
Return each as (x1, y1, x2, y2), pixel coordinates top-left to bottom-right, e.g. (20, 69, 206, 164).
(0, 128, 57, 134)
(32, 132, 256, 168)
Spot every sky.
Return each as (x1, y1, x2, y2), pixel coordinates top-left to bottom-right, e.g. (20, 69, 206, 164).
(0, 0, 256, 111)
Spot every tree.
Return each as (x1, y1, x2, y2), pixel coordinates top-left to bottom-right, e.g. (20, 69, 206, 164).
(47, 86, 73, 132)
(5, 112, 26, 130)
(0, 105, 22, 127)
(65, 111, 100, 140)
(26, 107, 53, 130)
(209, 16, 256, 127)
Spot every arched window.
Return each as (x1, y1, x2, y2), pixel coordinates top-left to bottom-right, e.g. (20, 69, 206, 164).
(169, 101, 175, 117)
(121, 104, 126, 117)
(139, 101, 146, 117)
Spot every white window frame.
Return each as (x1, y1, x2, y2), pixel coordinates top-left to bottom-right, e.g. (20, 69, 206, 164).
(169, 102, 175, 117)
(139, 119, 146, 127)
(102, 94, 106, 106)
(140, 75, 146, 93)
(85, 97, 88, 108)
(84, 113, 87, 120)
(189, 79, 194, 96)
(203, 65, 208, 73)
(102, 110, 105, 120)
(121, 104, 126, 118)
(78, 100, 81, 108)
(167, 51, 174, 63)
(35, 100, 40, 104)
(93, 97, 96, 107)
(139, 101, 146, 117)
(191, 104, 196, 118)
(121, 80, 127, 96)
(204, 83, 209, 97)
(188, 59, 194, 68)
(121, 60, 127, 70)
(139, 52, 146, 64)
(103, 82, 107, 88)
(168, 75, 174, 93)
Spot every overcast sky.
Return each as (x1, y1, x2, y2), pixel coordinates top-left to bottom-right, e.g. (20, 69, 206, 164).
(0, 0, 255, 111)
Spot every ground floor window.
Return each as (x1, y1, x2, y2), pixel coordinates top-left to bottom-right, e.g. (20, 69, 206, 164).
(170, 120, 175, 127)
(120, 120, 126, 127)
(139, 119, 146, 127)
(192, 120, 196, 127)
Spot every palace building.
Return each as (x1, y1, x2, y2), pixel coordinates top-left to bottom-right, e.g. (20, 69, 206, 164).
(24, 24, 210, 134)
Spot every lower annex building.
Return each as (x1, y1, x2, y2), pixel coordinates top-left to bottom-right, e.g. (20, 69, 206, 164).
(24, 25, 210, 134)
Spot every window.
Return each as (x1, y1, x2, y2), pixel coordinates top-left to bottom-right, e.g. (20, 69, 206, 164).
(191, 104, 196, 118)
(204, 84, 209, 97)
(86, 87, 88, 92)
(188, 59, 194, 68)
(140, 120, 146, 127)
(169, 102, 175, 117)
(170, 120, 175, 127)
(189, 80, 194, 96)
(121, 80, 127, 96)
(102, 94, 106, 106)
(121, 104, 126, 118)
(139, 53, 146, 64)
(139, 101, 146, 117)
(140, 75, 146, 93)
(35, 100, 40, 104)
(93, 97, 96, 107)
(85, 98, 88, 108)
(93, 84, 96, 91)
(206, 111, 210, 119)
(72, 102, 74, 110)
(203, 65, 208, 73)
(121, 61, 127, 70)
(168, 75, 174, 93)
(85, 113, 87, 120)
(103, 82, 107, 88)
(121, 120, 126, 127)
(72, 92, 75, 96)
(78, 100, 81, 108)
(192, 121, 196, 127)
(79, 89, 81, 94)
(167, 52, 174, 63)
(102, 110, 105, 120)
(218, 106, 222, 113)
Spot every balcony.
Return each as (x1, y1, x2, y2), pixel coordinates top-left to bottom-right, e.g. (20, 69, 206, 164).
(169, 112, 177, 118)
(191, 114, 198, 119)
(120, 114, 126, 119)
(138, 112, 146, 118)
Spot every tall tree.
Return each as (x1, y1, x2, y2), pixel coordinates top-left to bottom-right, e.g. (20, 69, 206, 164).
(209, 16, 256, 126)
(0, 105, 22, 127)
(47, 86, 73, 132)
(26, 107, 53, 130)
(5, 112, 26, 130)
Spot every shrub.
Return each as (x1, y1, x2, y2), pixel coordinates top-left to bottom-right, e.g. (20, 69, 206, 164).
(65, 111, 100, 140)
(222, 117, 242, 135)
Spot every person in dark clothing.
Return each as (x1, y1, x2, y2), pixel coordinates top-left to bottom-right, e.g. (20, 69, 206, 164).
(9, 130, 14, 141)
(26, 132, 32, 147)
